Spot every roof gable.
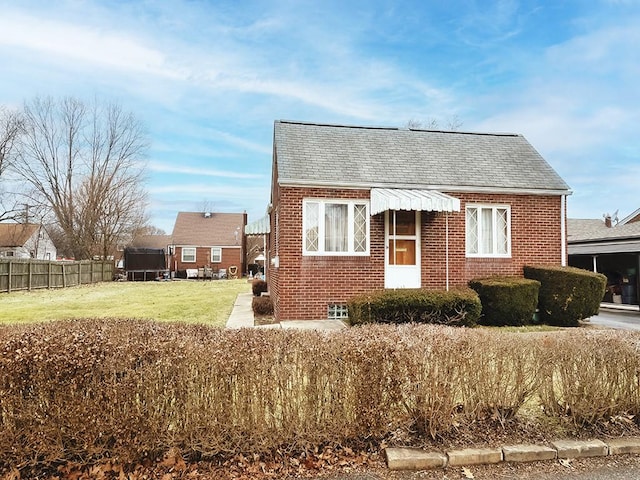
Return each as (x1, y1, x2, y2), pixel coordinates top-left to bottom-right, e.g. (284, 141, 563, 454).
(619, 208, 640, 225)
(171, 212, 246, 246)
(0, 223, 39, 247)
(274, 120, 570, 194)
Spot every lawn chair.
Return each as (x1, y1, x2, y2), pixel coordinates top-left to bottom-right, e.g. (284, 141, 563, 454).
(204, 266, 214, 280)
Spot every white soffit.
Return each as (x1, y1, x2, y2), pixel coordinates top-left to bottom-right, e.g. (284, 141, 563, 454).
(370, 188, 461, 216)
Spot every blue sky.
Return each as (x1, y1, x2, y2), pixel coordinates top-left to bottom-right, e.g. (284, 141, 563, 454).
(1, 0, 638, 232)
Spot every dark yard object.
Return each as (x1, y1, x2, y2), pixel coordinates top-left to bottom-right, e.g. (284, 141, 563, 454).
(124, 247, 168, 281)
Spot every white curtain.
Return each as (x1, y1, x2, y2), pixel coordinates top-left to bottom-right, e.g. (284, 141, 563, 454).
(324, 204, 348, 251)
(481, 208, 493, 254)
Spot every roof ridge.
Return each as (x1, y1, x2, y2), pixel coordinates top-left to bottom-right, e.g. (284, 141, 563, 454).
(277, 119, 519, 137)
(277, 119, 398, 131)
(408, 128, 519, 137)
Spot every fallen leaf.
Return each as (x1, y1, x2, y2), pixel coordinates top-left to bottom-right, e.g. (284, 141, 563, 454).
(462, 466, 475, 478)
(559, 458, 573, 468)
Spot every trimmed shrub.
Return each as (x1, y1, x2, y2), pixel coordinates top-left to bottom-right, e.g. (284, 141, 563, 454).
(524, 265, 607, 326)
(252, 295, 274, 316)
(347, 288, 481, 327)
(252, 279, 268, 296)
(469, 276, 541, 326)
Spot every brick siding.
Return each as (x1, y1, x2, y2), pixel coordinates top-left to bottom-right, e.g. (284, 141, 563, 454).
(267, 186, 565, 321)
(172, 246, 243, 275)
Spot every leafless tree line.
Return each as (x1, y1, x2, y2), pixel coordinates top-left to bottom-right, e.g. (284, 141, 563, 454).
(0, 97, 149, 260)
(405, 115, 463, 131)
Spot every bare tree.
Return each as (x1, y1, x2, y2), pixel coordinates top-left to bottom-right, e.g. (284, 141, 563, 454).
(405, 118, 439, 130)
(405, 116, 463, 131)
(14, 96, 149, 260)
(446, 114, 463, 131)
(131, 224, 167, 237)
(0, 106, 25, 222)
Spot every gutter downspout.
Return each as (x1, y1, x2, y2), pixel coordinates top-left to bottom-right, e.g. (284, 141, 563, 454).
(561, 195, 567, 266)
(445, 212, 450, 291)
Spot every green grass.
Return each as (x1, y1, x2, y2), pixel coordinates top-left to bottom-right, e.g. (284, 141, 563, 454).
(0, 279, 251, 326)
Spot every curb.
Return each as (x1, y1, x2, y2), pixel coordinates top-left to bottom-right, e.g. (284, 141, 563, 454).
(385, 437, 640, 471)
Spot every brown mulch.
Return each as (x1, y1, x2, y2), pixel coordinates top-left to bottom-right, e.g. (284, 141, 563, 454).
(253, 315, 278, 326)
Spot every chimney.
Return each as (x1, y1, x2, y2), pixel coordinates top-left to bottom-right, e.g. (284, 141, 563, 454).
(604, 214, 612, 228)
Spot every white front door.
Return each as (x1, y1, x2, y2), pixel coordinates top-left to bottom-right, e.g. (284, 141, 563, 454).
(385, 210, 421, 288)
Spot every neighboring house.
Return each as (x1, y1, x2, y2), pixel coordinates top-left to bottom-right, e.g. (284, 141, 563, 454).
(266, 120, 571, 322)
(170, 212, 247, 277)
(0, 223, 57, 260)
(568, 214, 640, 307)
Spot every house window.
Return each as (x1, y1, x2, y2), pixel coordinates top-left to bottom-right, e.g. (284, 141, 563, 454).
(466, 204, 511, 257)
(328, 304, 349, 320)
(303, 199, 369, 255)
(181, 247, 196, 263)
(211, 247, 222, 263)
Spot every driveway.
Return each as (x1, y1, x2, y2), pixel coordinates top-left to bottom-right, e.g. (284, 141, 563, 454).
(585, 308, 640, 330)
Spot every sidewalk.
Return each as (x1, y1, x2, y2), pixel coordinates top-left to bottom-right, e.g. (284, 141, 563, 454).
(225, 292, 255, 328)
(225, 292, 347, 330)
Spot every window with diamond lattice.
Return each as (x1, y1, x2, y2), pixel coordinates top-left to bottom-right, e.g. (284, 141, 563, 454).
(303, 199, 369, 255)
(465, 204, 511, 257)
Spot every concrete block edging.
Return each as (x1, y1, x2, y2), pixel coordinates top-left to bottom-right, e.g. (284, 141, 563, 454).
(385, 437, 640, 471)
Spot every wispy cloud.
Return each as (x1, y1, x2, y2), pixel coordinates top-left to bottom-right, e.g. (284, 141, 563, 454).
(148, 161, 264, 179)
(1, 0, 639, 229)
(0, 11, 175, 78)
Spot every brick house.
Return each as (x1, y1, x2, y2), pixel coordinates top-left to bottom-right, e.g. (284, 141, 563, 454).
(265, 120, 572, 322)
(170, 212, 247, 278)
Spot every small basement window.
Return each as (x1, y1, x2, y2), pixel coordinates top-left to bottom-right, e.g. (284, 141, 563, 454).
(328, 304, 349, 320)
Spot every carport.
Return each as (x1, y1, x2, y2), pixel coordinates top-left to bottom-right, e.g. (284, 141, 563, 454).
(568, 217, 640, 308)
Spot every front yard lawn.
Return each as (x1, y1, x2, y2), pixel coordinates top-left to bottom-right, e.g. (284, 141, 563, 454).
(0, 279, 250, 326)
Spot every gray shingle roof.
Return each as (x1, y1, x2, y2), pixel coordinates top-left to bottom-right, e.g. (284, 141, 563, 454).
(568, 218, 640, 243)
(274, 120, 570, 193)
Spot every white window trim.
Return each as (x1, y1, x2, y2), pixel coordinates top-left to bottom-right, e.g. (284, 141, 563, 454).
(181, 247, 196, 263)
(302, 198, 370, 256)
(465, 204, 512, 258)
(211, 247, 222, 263)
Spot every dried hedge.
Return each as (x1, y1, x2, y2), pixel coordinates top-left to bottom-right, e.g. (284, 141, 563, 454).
(1, 319, 640, 471)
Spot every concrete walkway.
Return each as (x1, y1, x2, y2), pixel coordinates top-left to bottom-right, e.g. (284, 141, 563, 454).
(225, 292, 347, 330)
(225, 292, 255, 328)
